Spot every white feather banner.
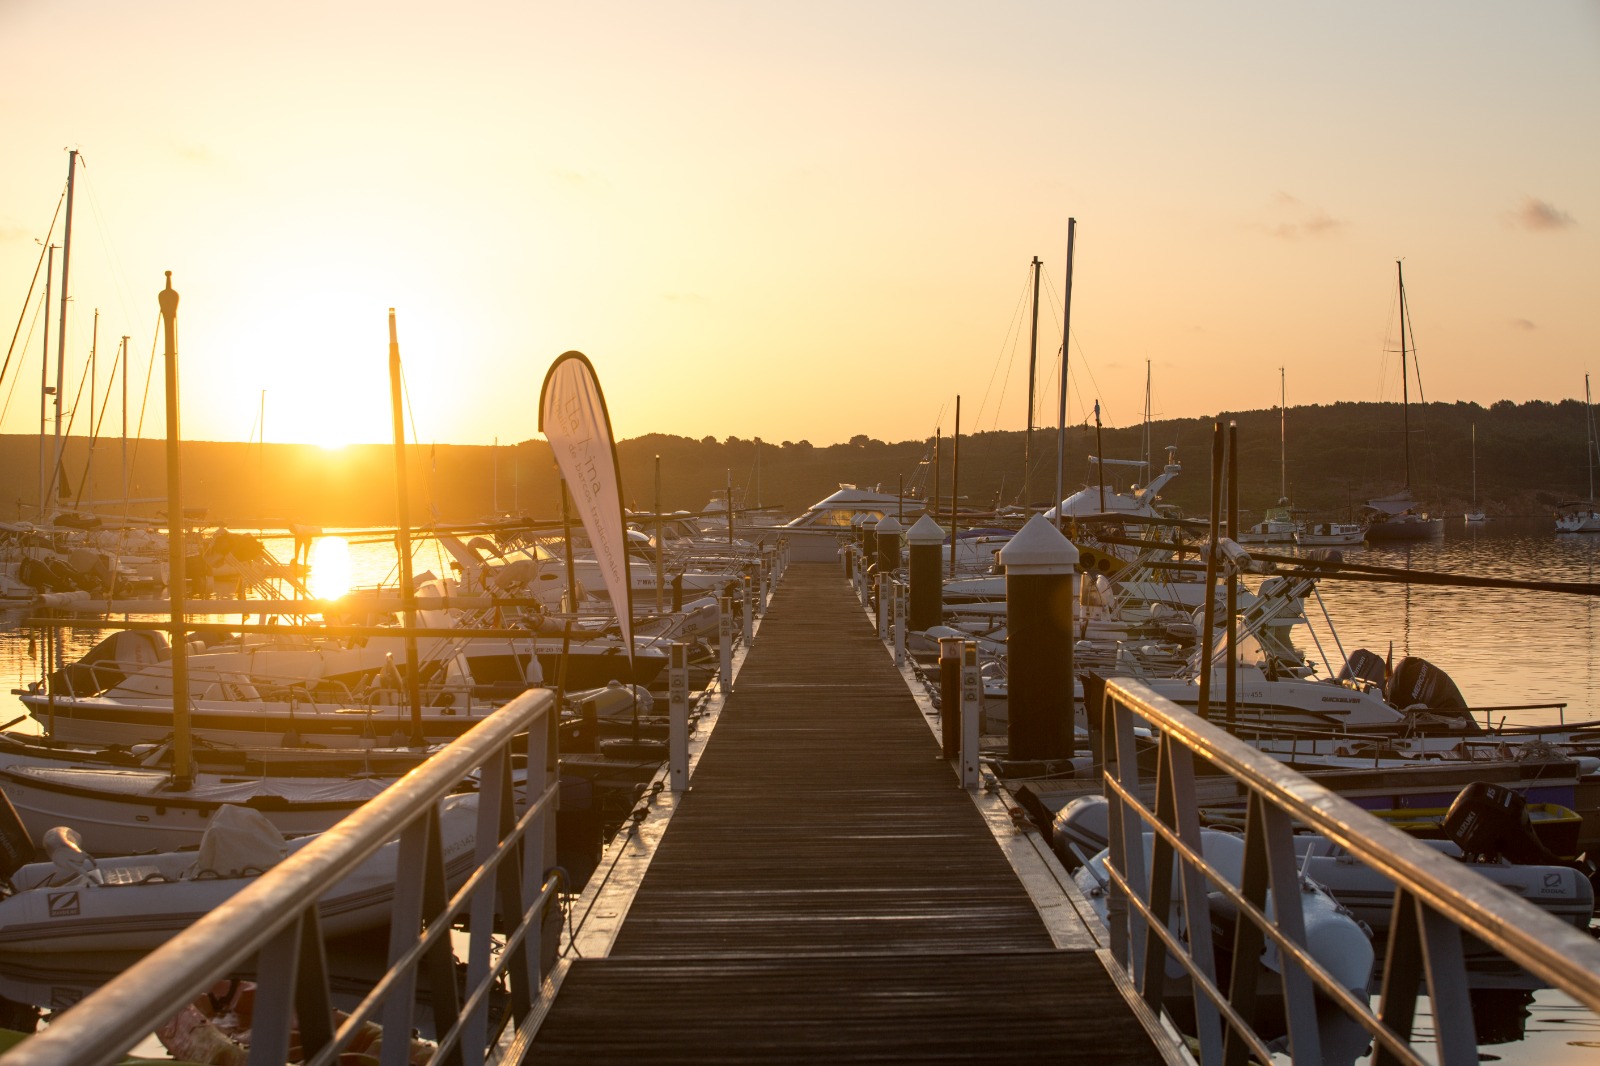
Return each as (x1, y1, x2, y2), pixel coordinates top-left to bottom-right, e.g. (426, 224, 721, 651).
(538, 351, 635, 672)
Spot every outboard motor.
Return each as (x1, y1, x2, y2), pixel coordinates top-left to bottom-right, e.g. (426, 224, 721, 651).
(0, 791, 39, 882)
(1337, 648, 1388, 692)
(1388, 656, 1469, 713)
(1443, 782, 1561, 866)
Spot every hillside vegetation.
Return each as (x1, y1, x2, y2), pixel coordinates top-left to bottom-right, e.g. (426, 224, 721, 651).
(0, 399, 1589, 528)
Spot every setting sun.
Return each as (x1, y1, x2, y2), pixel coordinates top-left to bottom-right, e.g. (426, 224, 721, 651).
(307, 536, 352, 600)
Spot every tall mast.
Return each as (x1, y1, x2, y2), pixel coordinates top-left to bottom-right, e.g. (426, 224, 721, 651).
(51, 150, 77, 509)
(1278, 366, 1286, 502)
(1024, 255, 1041, 510)
(1587, 375, 1594, 507)
(1397, 260, 1411, 495)
(388, 309, 424, 746)
(1054, 218, 1076, 530)
(85, 309, 98, 505)
(120, 336, 129, 502)
(38, 246, 54, 516)
(1143, 359, 1152, 480)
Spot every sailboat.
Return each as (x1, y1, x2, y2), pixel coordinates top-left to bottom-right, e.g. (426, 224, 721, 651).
(1465, 423, 1487, 523)
(1238, 368, 1300, 544)
(1555, 375, 1600, 533)
(1363, 261, 1445, 541)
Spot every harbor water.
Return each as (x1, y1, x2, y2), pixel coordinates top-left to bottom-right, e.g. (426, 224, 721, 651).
(0, 520, 1597, 1060)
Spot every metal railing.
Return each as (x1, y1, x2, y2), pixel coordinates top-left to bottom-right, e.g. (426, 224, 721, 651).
(1092, 676, 1600, 1066)
(0, 687, 561, 1066)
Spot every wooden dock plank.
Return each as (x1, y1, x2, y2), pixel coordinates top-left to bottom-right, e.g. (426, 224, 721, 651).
(528, 564, 1164, 1063)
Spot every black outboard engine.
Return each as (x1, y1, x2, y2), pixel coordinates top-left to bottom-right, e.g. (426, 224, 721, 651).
(1337, 648, 1389, 691)
(1388, 655, 1478, 733)
(1442, 782, 1561, 866)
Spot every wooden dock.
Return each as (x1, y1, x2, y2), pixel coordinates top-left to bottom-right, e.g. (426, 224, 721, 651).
(527, 564, 1170, 1064)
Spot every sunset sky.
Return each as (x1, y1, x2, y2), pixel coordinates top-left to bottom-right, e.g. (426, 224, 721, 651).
(2, 2, 1596, 451)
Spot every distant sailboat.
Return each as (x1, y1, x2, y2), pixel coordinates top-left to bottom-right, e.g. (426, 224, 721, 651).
(1363, 261, 1444, 541)
(1465, 423, 1486, 523)
(1556, 375, 1600, 533)
(1238, 368, 1300, 544)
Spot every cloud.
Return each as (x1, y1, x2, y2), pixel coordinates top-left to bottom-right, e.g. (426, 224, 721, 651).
(551, 168, 610, 191)
(662, 291, 708, 304)
(163, 140, 215, 165)
(1255, 192, 1344, 240)
(1511, 318, 1537, 331)
(1509, 196, 1576, 231)
(0, 224, 32, 245)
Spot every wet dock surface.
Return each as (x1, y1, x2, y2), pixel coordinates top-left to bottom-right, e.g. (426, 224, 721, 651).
(527, 563, 1166, 1063)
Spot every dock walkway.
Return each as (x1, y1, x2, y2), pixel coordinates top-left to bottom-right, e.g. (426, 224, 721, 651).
(527, 563, 1168, 1064)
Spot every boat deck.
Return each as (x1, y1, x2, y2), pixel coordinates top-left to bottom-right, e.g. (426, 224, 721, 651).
(524, 563, 1170, 1064)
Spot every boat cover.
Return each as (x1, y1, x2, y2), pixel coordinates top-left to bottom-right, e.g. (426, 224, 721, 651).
(185, 804, 287, 878)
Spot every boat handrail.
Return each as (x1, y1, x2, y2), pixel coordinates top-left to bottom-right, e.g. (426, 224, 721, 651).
(1093, 676, 1600, 1066)
(0, 687, 560, 1066)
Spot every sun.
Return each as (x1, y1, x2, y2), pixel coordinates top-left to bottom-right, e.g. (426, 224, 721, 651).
(307, 536, 353, 599)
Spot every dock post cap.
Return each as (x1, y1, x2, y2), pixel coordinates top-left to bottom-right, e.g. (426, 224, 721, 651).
(998, 513, 1079, 575)
(905, 513, 946, 544)
(874, 515, 903, 535)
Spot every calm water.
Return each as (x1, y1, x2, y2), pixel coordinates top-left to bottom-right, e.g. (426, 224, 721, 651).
(1, 523, 1598, 1060)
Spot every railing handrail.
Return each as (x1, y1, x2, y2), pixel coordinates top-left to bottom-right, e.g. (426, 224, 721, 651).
(0, 686, 557, 1066)
(1104, 677, 1600, 1010)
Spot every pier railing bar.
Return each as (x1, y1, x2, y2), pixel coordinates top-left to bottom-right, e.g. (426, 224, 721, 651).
(1099, 678, 1600, 1066)
(0, 688, 559, 1066)
(1100, 770, 1399, 1064)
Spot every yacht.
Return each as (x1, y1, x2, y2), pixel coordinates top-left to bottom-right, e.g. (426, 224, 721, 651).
(772, 485, 925, 562)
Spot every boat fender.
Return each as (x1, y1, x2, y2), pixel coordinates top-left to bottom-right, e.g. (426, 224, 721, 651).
(42, 826, 100, 884)
(0, 790, 37, 882)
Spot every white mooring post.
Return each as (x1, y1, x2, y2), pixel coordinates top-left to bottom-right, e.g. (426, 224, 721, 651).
(718, 594, 734, 695)
(960, 641, 981, 789)
(669, 642, 689, 790)
(741, 576, 754, 644)
(892, 580, 906, 666)
(758, 557, 769, 614)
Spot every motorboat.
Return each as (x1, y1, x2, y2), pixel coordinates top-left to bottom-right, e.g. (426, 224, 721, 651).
(1235, 501, 1299, 545)
(1295, 522, 1364, 547)
(1071, 827, 1374, 1007)
(1044, 447, 1182, 524)
(773, 485, 925, 562)
(0, 794, 480, 954)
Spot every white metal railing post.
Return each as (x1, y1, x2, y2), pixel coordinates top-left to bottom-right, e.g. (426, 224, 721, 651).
(741, 576, 754, 644)
(892, 580, 906, 666)
(718, 594, 734, 694)
(669, 642, 689, 789)
(960, 641, 981, 788)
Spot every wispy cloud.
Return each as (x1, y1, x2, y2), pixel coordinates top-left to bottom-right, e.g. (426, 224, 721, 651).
(1253, 192, 1344, 240)
(1511, 317, 1537, 331)
(663, 291, 708, 304)
(1508, 196, 1576, 231)
(551, 168, 610, 191)
(164, 140, 215, 165)
(0, 224, 32, 245)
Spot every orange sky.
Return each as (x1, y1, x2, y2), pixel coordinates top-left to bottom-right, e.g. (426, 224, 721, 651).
(2, 2, 1596, 449)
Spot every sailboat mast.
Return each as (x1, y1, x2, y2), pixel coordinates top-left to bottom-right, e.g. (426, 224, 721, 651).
(1471, 423, 1478, 510)
(1397, 260, 1411, 495)
(1054, 218, 1076, 530)
(1278, 366, 1286, 501)
(38, 246, 54, 516)
(51, 150, 77, 510)
(1024, 255, 1041, 510)
(121, 336, 129, 503)
(1587, 375, 1594, 506)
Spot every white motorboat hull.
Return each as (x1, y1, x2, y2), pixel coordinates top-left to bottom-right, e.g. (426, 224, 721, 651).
(0, 762, 396, 854)
(0, 796, 479, 954)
